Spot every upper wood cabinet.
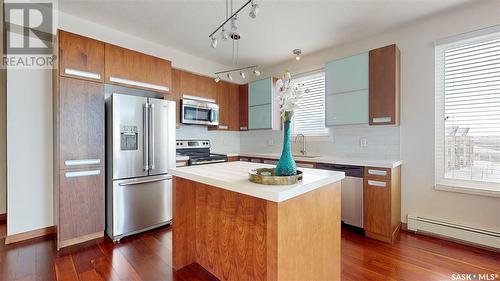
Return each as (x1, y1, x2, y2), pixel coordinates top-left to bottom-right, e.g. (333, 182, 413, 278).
(167, 69, 182, 127)
(105, 44, 172, 93)
(212, 81, 239, 131)
(239, 84, 248, 131)
(179, 70, 216, 101)
(58, 30, 104, 82)
(369, 44, 400, 125)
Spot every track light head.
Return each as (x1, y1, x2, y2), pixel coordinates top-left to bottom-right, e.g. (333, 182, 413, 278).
(210, 37, 218, 48)
(214, 75, 221, 83)
(249, 3, 259, 19)
(230, 16, 238, 31)
(240, 71, 246, 79)
(221, 28, 229, 41)
(227, 73, 233, 81)
(253, 69, 261, 76)
(293, 49, 302, 60)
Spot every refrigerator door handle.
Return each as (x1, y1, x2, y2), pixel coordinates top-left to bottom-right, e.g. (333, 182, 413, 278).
(143, 103, 149, 171)
(149, 102, 155, 170)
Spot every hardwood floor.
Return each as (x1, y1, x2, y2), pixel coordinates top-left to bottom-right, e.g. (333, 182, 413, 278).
(0, 225, 498, 281)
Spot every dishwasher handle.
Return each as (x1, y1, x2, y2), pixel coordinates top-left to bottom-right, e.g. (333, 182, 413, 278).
(316, 163, 364, 178)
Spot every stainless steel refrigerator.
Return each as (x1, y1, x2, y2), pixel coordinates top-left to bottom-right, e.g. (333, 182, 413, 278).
(105, 88, 176, 242)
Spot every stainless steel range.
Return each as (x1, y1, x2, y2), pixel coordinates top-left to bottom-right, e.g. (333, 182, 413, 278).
(176, 140, 227, 165)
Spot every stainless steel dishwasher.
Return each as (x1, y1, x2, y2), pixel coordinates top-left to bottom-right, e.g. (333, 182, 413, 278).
(317, 163, 364, 228)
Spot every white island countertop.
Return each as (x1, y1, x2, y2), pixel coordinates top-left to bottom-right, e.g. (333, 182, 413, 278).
(168, 161, 345, 203)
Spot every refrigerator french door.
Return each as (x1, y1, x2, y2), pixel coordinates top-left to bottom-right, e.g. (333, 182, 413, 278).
(106, 92, 175, 242)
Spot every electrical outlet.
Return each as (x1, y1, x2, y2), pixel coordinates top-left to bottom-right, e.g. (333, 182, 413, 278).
(359, 137, 368, 147)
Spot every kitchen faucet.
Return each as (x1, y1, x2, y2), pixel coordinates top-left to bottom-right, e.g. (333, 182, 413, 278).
(295, 133, 306, 156)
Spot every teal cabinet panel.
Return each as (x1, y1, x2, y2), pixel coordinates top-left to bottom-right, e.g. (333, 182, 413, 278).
(325, 90, 369, 126)
(325, 52, 368, 95)
(249, 77, 272, 106)
(248, 104, 272, 129)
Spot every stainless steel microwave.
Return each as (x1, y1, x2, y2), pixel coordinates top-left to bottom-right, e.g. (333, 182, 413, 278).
(181, 95, 219, 126)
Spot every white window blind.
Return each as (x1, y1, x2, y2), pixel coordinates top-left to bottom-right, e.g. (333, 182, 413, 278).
(435, 27, 500, 193)
(292, 72, 329, 136)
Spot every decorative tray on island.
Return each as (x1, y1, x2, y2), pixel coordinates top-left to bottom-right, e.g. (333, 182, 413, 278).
(248, 168, 303, 185)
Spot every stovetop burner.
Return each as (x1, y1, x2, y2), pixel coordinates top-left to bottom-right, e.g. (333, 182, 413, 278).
(176, 139, 228, 166)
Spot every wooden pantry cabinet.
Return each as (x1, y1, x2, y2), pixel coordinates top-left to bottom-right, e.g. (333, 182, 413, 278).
(54, 30, 106, 249)
(58, 30, 104, 82)
(369, 44, 400, 125)
(363, 166, 401, 243)
(105, 44, 172, 93)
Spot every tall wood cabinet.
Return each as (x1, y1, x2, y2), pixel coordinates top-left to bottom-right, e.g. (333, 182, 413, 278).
(213, 81, 239, 131)
(54, 30, 106, 249)
(239, 84, 248, 131)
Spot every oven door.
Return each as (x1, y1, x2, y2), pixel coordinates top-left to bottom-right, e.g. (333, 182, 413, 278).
(181, 100, 219, 125)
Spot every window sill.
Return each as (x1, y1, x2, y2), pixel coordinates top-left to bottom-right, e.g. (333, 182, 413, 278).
(434, 184, 500, 198)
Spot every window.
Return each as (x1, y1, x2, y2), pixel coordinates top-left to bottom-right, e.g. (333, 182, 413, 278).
(292, 72, 329, 137)
(435, 27, 500, 194)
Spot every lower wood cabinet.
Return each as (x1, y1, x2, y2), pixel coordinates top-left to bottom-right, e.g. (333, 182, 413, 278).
(363, 166, 401, 243)
(57, 167, 105, 248)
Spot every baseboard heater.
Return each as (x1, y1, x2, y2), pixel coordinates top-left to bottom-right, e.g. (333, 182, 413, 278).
(407, 214, 500, 249)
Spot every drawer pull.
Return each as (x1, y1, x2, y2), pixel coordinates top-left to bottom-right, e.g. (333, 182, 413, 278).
(64, 68, 101, 80)
(368, 169, 387, 176)
(65, 159, 101, 166)
(109, 76, 169, 92)
(297, 163, 315, 168)
(250, 159, 261, 163)
(367, 180, 386, 187)
(65, 170, 101, 178)
(218, 125, 228, 130)
(263, 160, 277, 165)
(239, 126, 248, 130)
(240, 158, 249, 162)
(372, 117, 392, 123)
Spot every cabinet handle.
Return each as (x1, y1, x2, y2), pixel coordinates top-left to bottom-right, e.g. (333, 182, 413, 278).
(240, 158, 249, 161)
(64, 68, 101, 80)
(239, 126, 248, 130)
(118, 176, 172, 186)
(263, 160, 277, 164)
(367, 169, 387, 176)
(218, 125, 228, 130)
(65, 159, 101, 166)
(372, 117, 392, 123)
(367, 180, 386, 187)
(65, 170, 101, 178)
(297, 163, 315, 169)
(109, 76, 169, 92)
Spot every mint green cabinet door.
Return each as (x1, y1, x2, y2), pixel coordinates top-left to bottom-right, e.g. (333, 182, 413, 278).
(249, 78, 272, 106)
(325, 52, 368, 94)
(248, 104, 272, 129)
(325, 90, 368, 126)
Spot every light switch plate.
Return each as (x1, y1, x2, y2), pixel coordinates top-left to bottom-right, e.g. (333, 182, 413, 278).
(359, 137, 368, 147)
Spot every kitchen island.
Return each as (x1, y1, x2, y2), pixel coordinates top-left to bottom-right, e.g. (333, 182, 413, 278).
(169, 161, 345, 281)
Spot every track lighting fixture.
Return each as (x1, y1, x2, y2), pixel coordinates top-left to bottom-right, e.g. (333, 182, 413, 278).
(214, 66, 260, 82)
(240, 71, 246, 79)
(253, 68, 261, 76)
(249, 2, 259, 19)
(227, 73, 233, 81)
(214, 75, 221, 83)
(210, 37, 218, 49)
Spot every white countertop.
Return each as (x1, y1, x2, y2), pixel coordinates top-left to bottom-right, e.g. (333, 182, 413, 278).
(168, 161, 345, 203)
(238, 153, 401, 168)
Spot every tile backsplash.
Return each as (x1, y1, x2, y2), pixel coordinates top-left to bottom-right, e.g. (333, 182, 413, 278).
(177, 125, 400, 160)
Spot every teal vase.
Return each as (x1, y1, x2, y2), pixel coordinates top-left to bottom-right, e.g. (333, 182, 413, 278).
(276, 121, 297, 176)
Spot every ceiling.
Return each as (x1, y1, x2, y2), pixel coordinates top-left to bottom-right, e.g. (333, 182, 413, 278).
(59, 0, 473, 68)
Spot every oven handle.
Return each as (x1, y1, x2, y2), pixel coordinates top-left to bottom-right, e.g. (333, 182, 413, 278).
(191, 159, 227, 165)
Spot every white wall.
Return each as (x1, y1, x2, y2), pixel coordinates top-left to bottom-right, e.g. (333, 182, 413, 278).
(259, 0, 500, 232)
(5, 11, 232, 236)
(176, 125, 241, 155)
(0, 0, 6, 215)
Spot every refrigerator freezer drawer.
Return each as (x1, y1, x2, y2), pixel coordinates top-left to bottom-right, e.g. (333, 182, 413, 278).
(110, 174, 172, 240)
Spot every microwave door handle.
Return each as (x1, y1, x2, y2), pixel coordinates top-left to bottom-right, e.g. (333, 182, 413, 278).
(143, 104, 149, 171)
(210, 109, 215, 123)
(149, 103, 155, 170)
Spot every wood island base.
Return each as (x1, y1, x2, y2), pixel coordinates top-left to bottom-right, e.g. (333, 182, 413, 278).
(172, 177, 341, 281)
